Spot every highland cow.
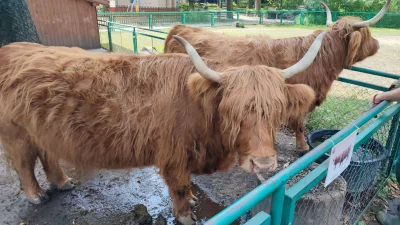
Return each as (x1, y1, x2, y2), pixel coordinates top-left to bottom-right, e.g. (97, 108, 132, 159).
(0, 33, 325, 224)
(163, 0, 390, 153)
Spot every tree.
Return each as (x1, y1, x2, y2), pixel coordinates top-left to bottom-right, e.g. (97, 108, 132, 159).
(188, 0, 195, 10)
(255, 0, 261, 9)
(227, 0, 233, 10)
(0, 0, 41, 47)
(248, 0, 254, 9)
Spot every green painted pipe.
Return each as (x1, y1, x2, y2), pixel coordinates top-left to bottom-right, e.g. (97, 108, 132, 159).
(348, 66, 400, 80)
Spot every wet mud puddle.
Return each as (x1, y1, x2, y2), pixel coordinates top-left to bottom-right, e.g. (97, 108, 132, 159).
(0, 163, 242, 225)
(191, 183, 241, 225)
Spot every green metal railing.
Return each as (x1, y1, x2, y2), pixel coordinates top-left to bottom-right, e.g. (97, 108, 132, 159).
(98, 20, 167, 54)
(205, 67, 400, 225)
(98, 21, 400, 225)
(98, 10, 400, 29)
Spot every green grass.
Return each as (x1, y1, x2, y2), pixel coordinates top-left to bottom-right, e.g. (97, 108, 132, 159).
(306, 94, 370, 131)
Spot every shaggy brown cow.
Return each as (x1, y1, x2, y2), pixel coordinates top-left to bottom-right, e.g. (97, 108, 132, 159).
(0, 33, 325, 224)
(163, 0, 390, 153)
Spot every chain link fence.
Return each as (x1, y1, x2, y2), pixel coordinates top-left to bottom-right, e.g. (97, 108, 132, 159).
(0, 0, 41, 47)
(98, 10, 400, 29)
(290, 116, 396, 225)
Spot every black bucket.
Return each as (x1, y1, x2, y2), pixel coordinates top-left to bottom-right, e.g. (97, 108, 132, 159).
(307, 129, 389, 193)
(306, 129, 340, 164)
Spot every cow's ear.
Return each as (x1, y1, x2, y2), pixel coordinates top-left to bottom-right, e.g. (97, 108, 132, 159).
(187, 73, 217, 102)
(345, 31, 362, 66)
(285, 84, 315, 117)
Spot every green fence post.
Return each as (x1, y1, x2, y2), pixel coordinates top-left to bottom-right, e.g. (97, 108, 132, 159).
(282, 196, 296, 225)
(148, 14, 153, 29)
(237, 11, 240, 21)
(182, 12, 186, 24)
(300, 11, 304, 25)
(280, 12, 283, 24)
(107, 22, 113, 52)
(385, 113, 400, 176)
(270, 184, 285, 225)
(211, 12, 215, 27)
(333, 12, 337, 22)
(259, 11, 263, 24)
(132, 27, 138, 54)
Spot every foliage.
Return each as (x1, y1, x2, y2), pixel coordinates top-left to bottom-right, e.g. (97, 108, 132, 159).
(180, 2, 219, 11)
(179, 2, 190, 11)
(294, 12, 326, 25)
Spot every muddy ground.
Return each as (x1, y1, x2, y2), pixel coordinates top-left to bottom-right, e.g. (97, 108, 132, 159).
(0, 132, 298, 225)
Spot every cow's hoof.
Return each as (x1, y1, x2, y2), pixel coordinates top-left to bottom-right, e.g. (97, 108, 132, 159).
(189, 193, 199, 207)
(178, 212, 197, 225)
(27, 191, 49, 205)
(58, 178, 75, 191)
(50, 178, 75, 191)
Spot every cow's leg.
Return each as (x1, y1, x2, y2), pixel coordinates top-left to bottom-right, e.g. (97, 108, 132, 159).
(2, 140, 49, 204)
(289, 114, 309, 153)
(38, 153, 74, 191)
(0, 121, 49, 204)
(162, 170, 197, 225)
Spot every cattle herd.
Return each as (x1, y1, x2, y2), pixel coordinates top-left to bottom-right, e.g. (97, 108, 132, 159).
(0, 1, 391, 224)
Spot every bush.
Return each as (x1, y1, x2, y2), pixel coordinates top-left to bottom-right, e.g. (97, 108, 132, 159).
(374, 14, 400, 28)
(294, 13, 326, 25)
(185, 12, 210, 23)
(179, 2, 189, 11)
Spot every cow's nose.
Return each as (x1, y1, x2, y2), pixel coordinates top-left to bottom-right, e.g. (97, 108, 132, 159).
(251, 155, 278, 173)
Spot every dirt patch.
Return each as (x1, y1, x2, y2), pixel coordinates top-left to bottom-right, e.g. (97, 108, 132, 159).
(0, 132, 299, 225)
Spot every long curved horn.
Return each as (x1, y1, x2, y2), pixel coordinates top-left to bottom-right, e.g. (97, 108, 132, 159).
(352, 0, 391, 28)
(172, 35, 221, 83)
(282, 31, 328, 79)
(320, 2, 334, 26)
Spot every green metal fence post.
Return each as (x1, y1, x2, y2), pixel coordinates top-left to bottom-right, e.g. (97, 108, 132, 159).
(385, 113, 400, 176)
(300, 11, 304, 25)
(148, 14, 153, 29)
(333, 12, 337, 22)
(282, 196, 296, 225)
(132, 27, 138, 54)
(259, 11, 263, 24)
(211, 12, 215, 27)
(181, 12, 186, 24)
(280, 12, 283, 24)
(237, 11, 240, 21)
(270, 184, 285, 225)
(107, 22, 113, 52)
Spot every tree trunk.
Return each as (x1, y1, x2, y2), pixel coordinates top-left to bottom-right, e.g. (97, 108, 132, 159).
(189, 0, 195, 10)
(254, 0, 261, 10)
(0, 0, 41, 47)
(227, 0, 233, 18)
(227, 0, 233, 10)
(247, 0, 252, 9)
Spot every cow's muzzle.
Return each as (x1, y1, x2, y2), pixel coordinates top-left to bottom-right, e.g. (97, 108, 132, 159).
(249, 155, 278, 173)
